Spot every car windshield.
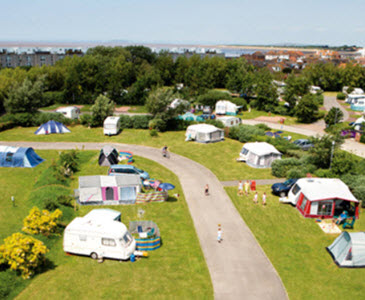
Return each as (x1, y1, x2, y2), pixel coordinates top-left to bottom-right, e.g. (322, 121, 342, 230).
(283, 180, 291, 186)
(135, 168, 143, 173)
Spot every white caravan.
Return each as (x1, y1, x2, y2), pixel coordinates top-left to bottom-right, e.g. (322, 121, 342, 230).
(56, 106, 80, 119)
(63, 209, 137, 260)
(103, 116, 121, 136)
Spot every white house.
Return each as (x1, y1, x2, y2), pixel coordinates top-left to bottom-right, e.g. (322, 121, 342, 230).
(185, 124, 224, 143)
(238, 142, 282, 168)
(56, 106, 80, 119)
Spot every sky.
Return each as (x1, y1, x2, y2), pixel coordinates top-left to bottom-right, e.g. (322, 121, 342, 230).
(1, 0, 365, 46)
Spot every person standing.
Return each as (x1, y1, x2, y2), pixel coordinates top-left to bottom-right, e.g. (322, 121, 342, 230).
(238, 180, 243, 196)
(262, 192, 267, 206)
(244, 180, 250, 196)
(205, 184, 209, 196)
(253, 191, 258, 204)
(217, 224, 223, 243)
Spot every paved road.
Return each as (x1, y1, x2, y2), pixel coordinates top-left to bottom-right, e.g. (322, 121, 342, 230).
(323, 95, 349, 121)
(1, 141, 288, 300)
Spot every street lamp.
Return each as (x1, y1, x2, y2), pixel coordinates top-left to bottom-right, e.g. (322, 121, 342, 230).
(329, 140, 335, 169)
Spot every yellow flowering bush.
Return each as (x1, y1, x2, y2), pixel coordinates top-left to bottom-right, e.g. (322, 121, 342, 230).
(0, 233, 49, 279)
(22, 207, 63, 236)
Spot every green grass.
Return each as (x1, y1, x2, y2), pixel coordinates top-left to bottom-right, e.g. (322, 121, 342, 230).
(226, 185, 365, 300)
(323, 92, 339, 97)
(0, 151, 213, 299)
(128, 105, 149, 113)
(0, 126, 276, 180)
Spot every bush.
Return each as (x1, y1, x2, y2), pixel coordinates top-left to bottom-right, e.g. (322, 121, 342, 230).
(149, 129, 158, 137)
(42, 91, 64, 106)
(360, 134, 365, 144)
(314, 168, 334, 178)
(0, 121, 15, 132)
(341, 175, 365, 207)
(337, 92, 346, 100)
(148, 118, 166, 131)
(205, 119, 224, 128)
(314, 94, 324, 106)
(79, 114, 93, 127)
(271, 158, 302, 177)
(231, 98, 248, 111)
(228, 124, 265, 143)
(0, 233, 49, 279)
(165, 118, 193, 131)
(44, 198, 60, 211)
(254, 123, 271, 131)
(266, 137, 299, 155)
(119, 115, 133, 129)
(57, 195, 73, 207)
(331, 151, 357, 176)
(287, 168, 306, 179)
(58, 150, 79, 177)
(131, 115, 152, 129)
(22, 207, 62, 236)
(273, 105, 289, 116)
(36, 112, 71, 126)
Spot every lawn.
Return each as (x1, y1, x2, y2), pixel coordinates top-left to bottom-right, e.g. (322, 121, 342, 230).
(226, 185, 365, 300)
(0, 126, 276, 180)
(0, 151, 213, 299)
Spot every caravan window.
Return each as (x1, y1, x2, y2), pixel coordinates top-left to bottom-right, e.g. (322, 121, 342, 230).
(241, 148, 248, 155)
(120, 232, 133, 247)
(300, 197, 308, 211)
(5, 153, 13, 162)
(291, 184, 300, 195)
(79, 235, 87, 241)
(102, 238, 116, 247)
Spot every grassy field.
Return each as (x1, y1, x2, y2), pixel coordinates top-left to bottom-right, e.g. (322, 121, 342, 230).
(0, 126, 281, 180)
(239, 109, 298, 125)
(226, 185, 365, 300)
(0, 151, 213, 299)
(40, 104, 148, 113)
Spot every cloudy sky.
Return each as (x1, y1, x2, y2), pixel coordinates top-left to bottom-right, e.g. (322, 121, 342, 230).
(1, 0, 364, 46)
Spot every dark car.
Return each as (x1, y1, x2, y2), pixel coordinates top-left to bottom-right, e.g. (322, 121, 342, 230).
(271, 179, 298, 197)
(293, 139, 314, 151)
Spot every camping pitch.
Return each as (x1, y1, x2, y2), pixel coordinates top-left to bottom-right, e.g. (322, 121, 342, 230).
(238, 142, 282, 168)
(0, 145, 44, 168)
(34, 120, 71, 135)
(327, 232, 365, 267)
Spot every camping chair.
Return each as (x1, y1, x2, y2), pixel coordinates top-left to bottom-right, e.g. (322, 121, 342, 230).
(147, 228, 155, 238)
(343, 217, 356, 229)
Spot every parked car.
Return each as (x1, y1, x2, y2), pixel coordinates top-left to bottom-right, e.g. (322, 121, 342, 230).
(108, 165, 150, 180)
(293, 139, 314, 151)
(271, 179, 298, 197)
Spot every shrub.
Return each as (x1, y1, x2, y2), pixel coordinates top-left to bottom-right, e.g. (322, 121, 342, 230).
(149, 129, 158, 137)
(148, 118, 166, 131)
(337, 92, 346, 100)
(165, 118, 193, 131)
(205, 119, 224, 128)
(266, 137, 299, 155)
(228, 124, 265, 143)
(314, 94, 324, 106)
(80, 114, 93, 127)
(254, 123, 271, 131)
(57, 195, 73, 207)
(287, 168, 306, 179)
(58, 150, 79, 177)
(273, 105, 289, 116)
(44, 198, 60, 211)
(22, 207, 62, 236)
(0, 121, 15, 132)
(314, 168, 334, 178)
(36, 112, 71, 126)
(119, 115, 133, 129)
(230, 98, 248, 111)
(42, 91, 64, 106)
(0, 233, 49, 279)
(331, 151, 357, 176)
(131, 115, 152, 129)
(9, 113, 36, 127)
(271, 158, 302, 177)
(360, 134, 365, 144)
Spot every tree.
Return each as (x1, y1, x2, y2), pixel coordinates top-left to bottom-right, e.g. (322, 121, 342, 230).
(22, 207, 63, 236)
(4, 77, 44, 113)
(283, 74, 309, 110)
(91, 94, 115, 126)
(146, 88, 175, 118)
(58, 149, 79, 177)
(331, 151, 357, 176)
(252, 69, 278, 111)
(309, 134, 344, 169)
(0, 233, 49, 279)
(196, 90, 232, 107)
(324, 107, 344, 126)
(294, 94, 319, 123)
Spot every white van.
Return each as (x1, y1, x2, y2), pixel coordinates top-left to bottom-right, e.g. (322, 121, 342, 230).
(103, 116, 121, 136)
(63, 210, 136, 260)
(56, 106, 80, 119)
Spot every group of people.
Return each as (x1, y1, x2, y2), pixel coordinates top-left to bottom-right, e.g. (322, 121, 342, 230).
(238, 180, 267, 206)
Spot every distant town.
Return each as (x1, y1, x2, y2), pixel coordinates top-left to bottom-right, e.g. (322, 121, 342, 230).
(1, 42, 365, 71)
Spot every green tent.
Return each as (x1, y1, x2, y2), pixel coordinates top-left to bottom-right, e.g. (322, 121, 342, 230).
(327, 232, 365, 267)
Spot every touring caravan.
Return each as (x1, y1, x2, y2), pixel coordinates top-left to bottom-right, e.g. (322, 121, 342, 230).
(103, 116, 121, 136)
(63, 209, 137, 260)
(216, 116, 241, 127)
(215, 100, 239, 115)
(56, 106, 80, 119)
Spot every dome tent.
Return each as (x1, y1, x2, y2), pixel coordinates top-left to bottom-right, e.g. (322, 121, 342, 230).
(34, 120, 71, 135)
(98, 145, 119, 166)
(0, 146, 44, 168)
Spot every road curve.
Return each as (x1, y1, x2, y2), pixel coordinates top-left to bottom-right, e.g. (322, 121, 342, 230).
(1, 141, 288, 300)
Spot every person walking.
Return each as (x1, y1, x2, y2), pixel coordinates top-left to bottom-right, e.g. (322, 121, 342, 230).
(162, 145, 168, 158)
(238, 180, 243, 196)
(244, 180, 250, 196)
(262, 192, 267, 206)
(217, 224, 223, 243)
(205, 184, 209, 196)
(253, 191, 258, 204)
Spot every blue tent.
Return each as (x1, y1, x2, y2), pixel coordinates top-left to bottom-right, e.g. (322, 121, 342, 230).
(34, 120, 71, 135)
(0, 146, 44, 168)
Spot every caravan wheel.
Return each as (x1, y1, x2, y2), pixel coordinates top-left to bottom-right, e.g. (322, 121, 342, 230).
(91, 252, 98, 260)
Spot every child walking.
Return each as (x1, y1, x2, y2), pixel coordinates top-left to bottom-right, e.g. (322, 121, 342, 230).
(262, 192, 267, 206)
(253, 191, 258, 204)
(205, 184, 209, 196)
(238, 180, 243, 196)
(217, 224, 223, 243)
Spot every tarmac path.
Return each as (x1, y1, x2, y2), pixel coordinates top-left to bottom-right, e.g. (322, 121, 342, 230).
(0, 141, 288, 300)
